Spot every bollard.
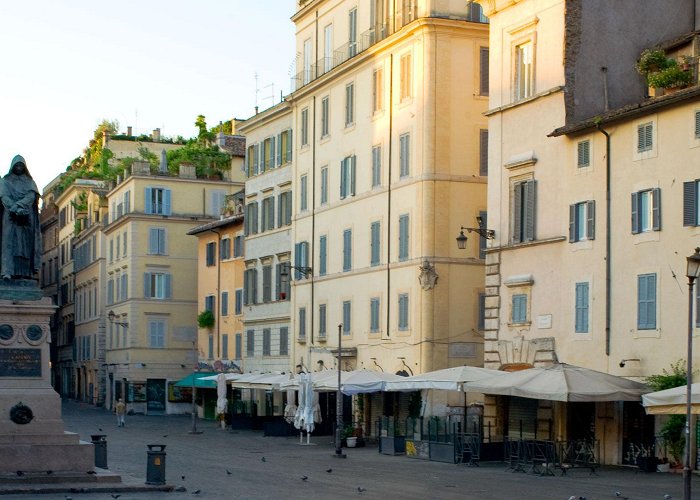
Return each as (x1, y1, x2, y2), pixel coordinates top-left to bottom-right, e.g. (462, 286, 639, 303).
(146, 444, 167, 485)
(90, 434, 108, 469)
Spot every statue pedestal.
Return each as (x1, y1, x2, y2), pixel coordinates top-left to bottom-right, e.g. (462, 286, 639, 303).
(0, 297, 93, 474)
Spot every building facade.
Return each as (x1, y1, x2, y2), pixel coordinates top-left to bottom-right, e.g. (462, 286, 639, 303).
(477, 0, 699, 464)
(288, 0, 490, 419)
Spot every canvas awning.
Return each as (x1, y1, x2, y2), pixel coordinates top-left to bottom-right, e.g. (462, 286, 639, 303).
(384, 365, 505, 392)
(230, 372, 293, 390)
(173, 372, 218, 389)
(642, 383, 700, 414)
(463, 363, 650, 402)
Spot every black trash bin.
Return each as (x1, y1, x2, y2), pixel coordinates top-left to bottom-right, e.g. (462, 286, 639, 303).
(90, 434, 107, 469)
(146, 444, 167, 485)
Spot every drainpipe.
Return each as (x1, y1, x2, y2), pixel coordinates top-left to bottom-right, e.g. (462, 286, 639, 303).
(387, 54, 394, 339)
(595, 124, 611, 356)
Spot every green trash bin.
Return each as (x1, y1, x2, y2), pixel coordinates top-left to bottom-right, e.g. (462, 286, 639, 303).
(146, 444, 166, 485)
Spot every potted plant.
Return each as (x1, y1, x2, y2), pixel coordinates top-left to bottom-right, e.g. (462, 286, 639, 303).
(197, 310, 215, 329)
(636, 49, 668, 74)
(343, 425, 357, 447)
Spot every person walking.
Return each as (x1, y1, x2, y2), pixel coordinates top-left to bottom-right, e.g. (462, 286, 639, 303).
(115, 398, 126, 427)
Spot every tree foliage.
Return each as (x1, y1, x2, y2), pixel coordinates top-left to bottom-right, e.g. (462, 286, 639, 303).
(644, 360, 687, 391)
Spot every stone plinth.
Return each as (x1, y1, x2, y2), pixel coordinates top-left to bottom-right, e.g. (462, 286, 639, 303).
(0, 296, 93, 474)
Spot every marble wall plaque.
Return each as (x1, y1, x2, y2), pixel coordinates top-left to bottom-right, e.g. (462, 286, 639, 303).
(0, 348, 41, 377)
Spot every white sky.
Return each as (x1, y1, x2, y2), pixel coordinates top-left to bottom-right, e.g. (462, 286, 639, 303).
(0, 1, 296, 193)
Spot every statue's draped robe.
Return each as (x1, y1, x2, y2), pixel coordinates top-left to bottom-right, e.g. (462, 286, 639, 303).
(0, 155, 41, 279)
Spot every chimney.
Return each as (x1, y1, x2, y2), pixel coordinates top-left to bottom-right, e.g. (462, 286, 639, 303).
(152, 128, 161, 142)
(218, 121, 225, 147)
(127, 126, 132, 137)
(231, 119, 245, 135)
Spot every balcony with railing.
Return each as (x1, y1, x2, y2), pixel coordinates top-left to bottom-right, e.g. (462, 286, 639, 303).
(291, 9, 487, 92)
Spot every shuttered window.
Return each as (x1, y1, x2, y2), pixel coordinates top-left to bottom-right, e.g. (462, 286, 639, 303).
(345, 82, 355, 126)
(373, 68, 384, 112)
(298, 308, 307, 340)
(637, 122, 653, 152)
(577, 140, 591, 168)
(300, 175, 308, 211)
(243, 269, 258, 305)
(148, 319, 166, 348)
(245, 202, 259, 235)
(512, 294, 527, 323)
(220, 238, 231, 260)
(631, 188, 661, 234)
(262, 328, 271, 356)
(398, 214, 409, 261)
(280, 327, 289, 356)
(278, 191, 292, 226)
(294, 242, 309, 279)
(319, 235, 327, 276)
(321, 167, 329, 205)
(247, 329, 255, 357)
(148, 228, 167, 255)
(479, 211, 488, 259)
(235, 333, 242, 359)
(479, 129, 488, 176)
(682, 180, 700, 226)
(342, 301, 352, 335)
(144, 272, 172, 299)
(370, 221, 381, 266)
(207, 334, 214, 359)
(233, 235, 244, 257)
(276, 263, 291, 300)
(319, 304, 327, 339)
(221, 291, 228, 316)
(340, 155, 356, 199)
(235, 289, 243, 314)
(370, 298, 380, 333)
(262, 265, 272, 303)
(399, 133, 410, 178)
(301, 108, 309, 146)
(400, 53, 412, 100)
(479, 47, 489, 96)
(144, 187, 172, 215)
(513, 179, 536, 243)
(575, 282, 589, 333)
(398, 293, 409, 330)
(372, 145, 382, 187)
(206, 242, 216, 266)
(261, 196, 275, 232)
(637, 273, 657, 330)
(321, 97, 330, 137)
(204, 295, 215, 312)
(478, 293, 486, 331)
(222, 334, 229, 359)
(343, 229, 352, 272)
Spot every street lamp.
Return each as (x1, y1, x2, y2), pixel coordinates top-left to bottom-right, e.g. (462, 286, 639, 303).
(684, 247, 700, 500)
(190, 340, 202, 435)
(334, 323, 346, 459)
(455, 217, 495, 250)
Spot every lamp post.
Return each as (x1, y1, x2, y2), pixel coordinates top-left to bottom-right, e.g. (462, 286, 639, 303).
(190, 340, 202, 434)
(334, 323, 346, 458)
(684, 247, 700, 500)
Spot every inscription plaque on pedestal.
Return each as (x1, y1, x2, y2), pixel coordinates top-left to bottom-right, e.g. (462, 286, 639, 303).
(0, 348, 41, 377)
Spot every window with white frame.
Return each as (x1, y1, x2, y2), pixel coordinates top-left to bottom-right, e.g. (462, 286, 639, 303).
(342, 300, 352, 335)
(148, 227, 167, 255)
(204, 295, 215, 312)
(220, 238, 231, 260)
(398, 214, 409, 261)
(515, 40, 534, 100)
(569, 201, 595, 242)
(399, 133, 410, 178)
(631, 188, 661, 233)
(145, 187, 171, 215)
(319, 304, 327, 339)
(319, 235, 327, 276)
(261, 196, 275, 231)
(370, 297, 380, 333)
(280, 327, 289, 355)
(370, 221, 381, 266)
(340, 155, 356, 199)
(348, 8, 357, 57)
(373, 67, 384, 112)
(398, 293, 409, 330)
(278, 191, 292, 226)
(479, 47, 489, 96)
(324, 24, 333, 73)
(343, 229, 352, 272)
(300, 175, 308, 211)
(144, 272, 172, 299)
(245, 201, 259, 235)
(301, 108, 309, 146)
(298, 307, 307, 340)
(244, 268, 257, 305)
(303, 38, 312, 85)
(512, 293, 528, 324)
(372, 145, 382, 187)
(294, 242, 309, 280)
(206, 242, 216, 266)
(512, 179, 537, 243)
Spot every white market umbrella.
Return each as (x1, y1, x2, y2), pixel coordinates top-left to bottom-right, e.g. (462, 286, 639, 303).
(293, 373, 314, 444)
(385, 365, 505, 392)
(215, 373, 227, 415)
(463, 363, 650, 402)
(284, 388, 297, 424)
(642, 383, 700, 414)
(198, 372, 244, 382)
(338, 370, 406, 395)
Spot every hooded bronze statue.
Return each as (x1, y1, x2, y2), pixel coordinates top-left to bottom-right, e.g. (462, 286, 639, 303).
(0, 155, 41, 280)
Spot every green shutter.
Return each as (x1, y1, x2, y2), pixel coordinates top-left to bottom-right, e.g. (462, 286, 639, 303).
(683, 181, 699, 226)
(631, 192, 639, 234)
(652, 188, 661, 231)
(586, 200, 595, 240)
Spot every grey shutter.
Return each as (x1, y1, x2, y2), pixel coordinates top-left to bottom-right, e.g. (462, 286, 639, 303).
(277, 194, 282, 228)
(319, 235, 327, 275)
(164, 274, 172, 298)
(286, 191, 292, 225)
(144, 272, 151, 297)
(631, 192, 639, 234)
(568, 204, 576, 242)
(399, 214, 408, 260)
(163, 189, 172, 216)
(270, 137, 276, 169)
(479, 129, 488, 176)
(350, 155, 356, 196)
(637, 126, 644, 152)
(263, 266, 271, 302)
(652, 188, 661, 231)
(144, 187, 153, 214)
(586, 200, 595, 240)
(244, 204, 249, 236)
(269, 197, 275, 230)
(294, 243, 301, 280)
(645, 124, 653, 150)
(149, 228, 158, 253)
(513, 183, 523, 244)
(252, 269, 258, 304)
(524, 180, 536, 241)
(340, 159, 347, 198)
(683, 181, 698, 226)
(479, 47, 489, 96)
(287, 130, 293, 161)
